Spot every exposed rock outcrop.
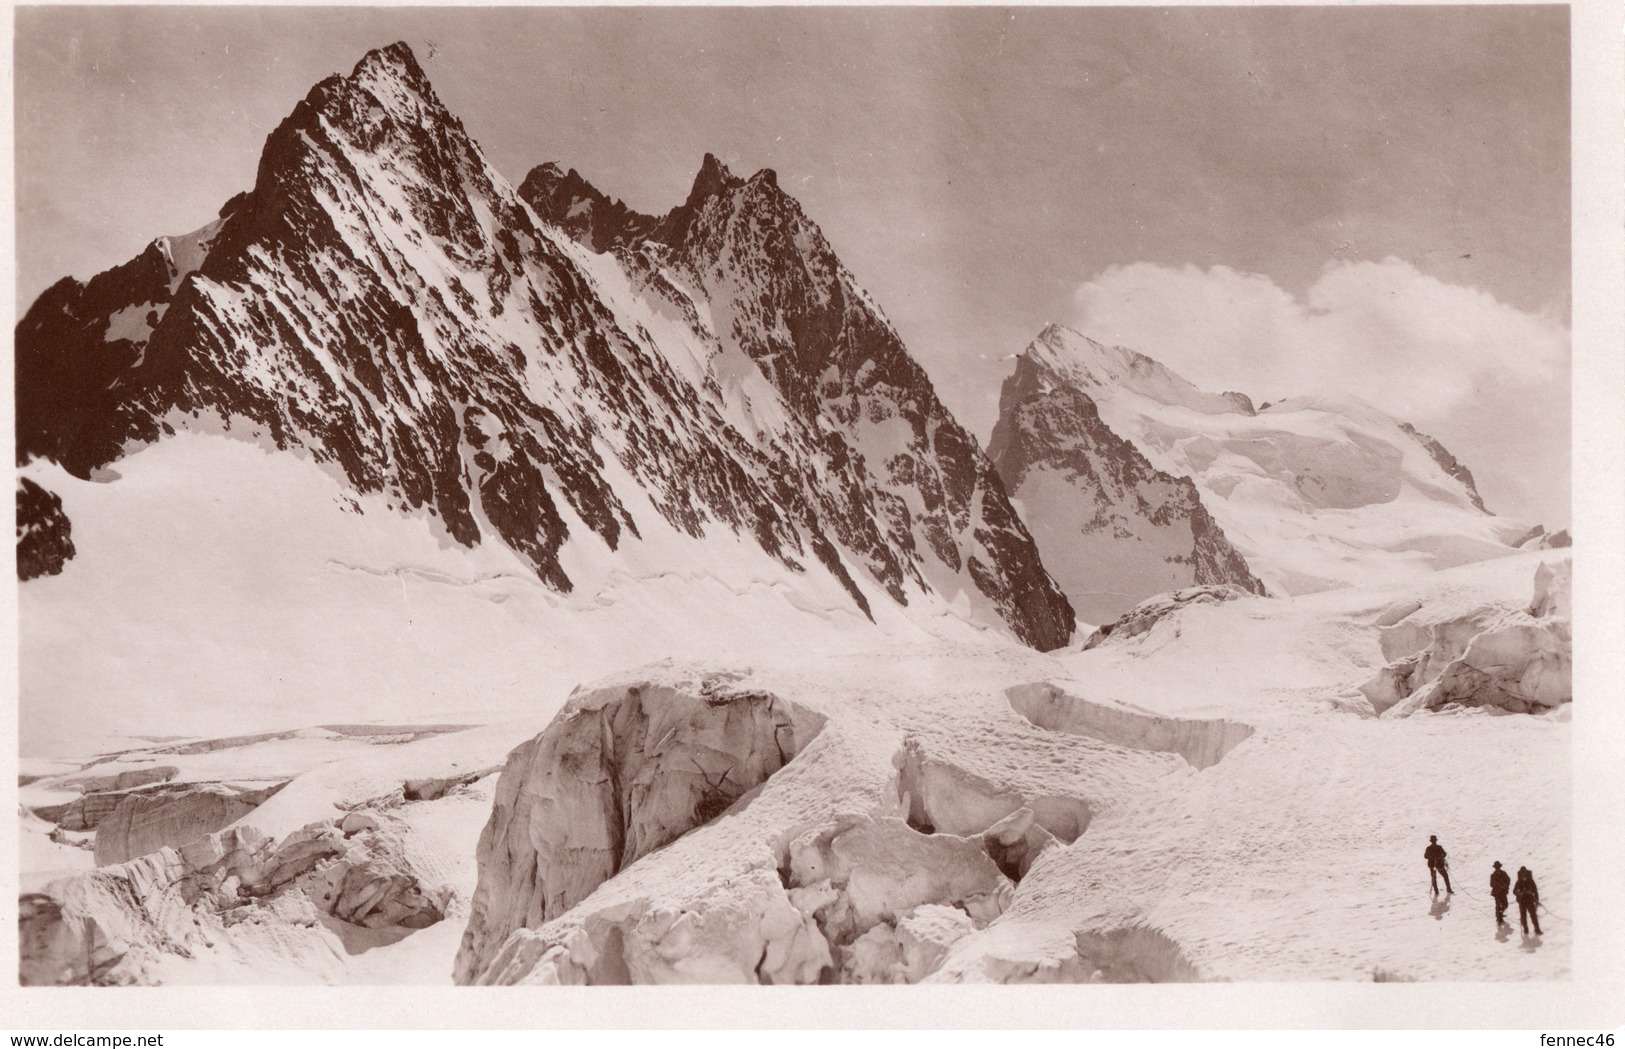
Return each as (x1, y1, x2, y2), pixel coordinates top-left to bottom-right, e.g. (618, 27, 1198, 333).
(991, 325, 1521, 599)
(1515, 524, 1573, 551)
(517, 163, 657, 253)
(17, 477, 76, 580)
(1080, 584, 1253, 651)
(18, 41, 1072, 651)
(1398, 421, 1489, 513)
(523, 152, 1076, 649)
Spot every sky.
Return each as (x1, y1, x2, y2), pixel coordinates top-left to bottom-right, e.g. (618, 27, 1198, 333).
(13, 5, 1571, 527)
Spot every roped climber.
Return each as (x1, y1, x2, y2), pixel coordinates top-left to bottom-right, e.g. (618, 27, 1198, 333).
(1425, 834, 1452, 895)
(1490, 861, 1511, 924)
(1514, 866, 1542, 936)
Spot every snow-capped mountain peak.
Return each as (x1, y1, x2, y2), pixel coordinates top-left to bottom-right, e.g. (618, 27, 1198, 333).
(1024, 322, 1257, 418)
(994, 322, 1526, 606)
(990, 328, 1265, 623)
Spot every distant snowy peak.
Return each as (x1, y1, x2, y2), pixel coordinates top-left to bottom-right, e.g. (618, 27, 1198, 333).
(990, 345, 1264, 623)
(999, 322, 1523, 600)
(16, 42, 1073, 651)
(1025, 323, 1256, 418)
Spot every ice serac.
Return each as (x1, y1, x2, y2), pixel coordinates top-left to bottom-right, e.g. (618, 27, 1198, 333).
(988, 336, 1263, 622)
(1369, 556, 1572, 718)
(454, 670, 828, 984)
(92, 781, 287, 866)
(1006, 682, 1256, 771)
(22, 814, 449, 985)
(18, 42, 1070, 650)
(521, 155, 1075, 650)
(995, 324, 1526, 599)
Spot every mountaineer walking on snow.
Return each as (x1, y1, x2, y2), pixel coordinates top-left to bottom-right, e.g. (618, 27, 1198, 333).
(1425, 835, 1452, 894)
(1490, 861, 1511, 924)
(1514, 866, 1542, 935)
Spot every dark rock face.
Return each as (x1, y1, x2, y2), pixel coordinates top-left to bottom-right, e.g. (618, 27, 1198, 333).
(15, 42, 1072, 648)
(989, 353, 1262, 623)
(1399, 422, 1488, 513)
(1514, 524, 1571, 550)
(17, 477, 76, 580)
(518, 163, 657, 253)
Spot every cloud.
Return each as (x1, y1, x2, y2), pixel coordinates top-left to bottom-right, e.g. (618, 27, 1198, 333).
(1071, 258, 1571, 527)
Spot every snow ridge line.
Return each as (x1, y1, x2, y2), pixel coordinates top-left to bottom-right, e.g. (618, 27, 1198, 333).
(582, 567, 869, 621)
(323, 558, 542, 590)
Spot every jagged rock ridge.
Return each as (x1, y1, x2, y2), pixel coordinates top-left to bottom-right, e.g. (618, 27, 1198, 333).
(521, 153, 1075, 647)
(15, 42, 1071, 650)
(1398, 421, 1488, 513)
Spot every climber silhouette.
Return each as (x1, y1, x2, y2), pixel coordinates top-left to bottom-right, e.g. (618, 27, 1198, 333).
(1424, 835, 1452, 895)
(1490, 861, 1511, 924)
(1513, 866, 1542, 936)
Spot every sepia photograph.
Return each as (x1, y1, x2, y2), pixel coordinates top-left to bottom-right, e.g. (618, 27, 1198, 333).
(6, 0, 1621, 1031)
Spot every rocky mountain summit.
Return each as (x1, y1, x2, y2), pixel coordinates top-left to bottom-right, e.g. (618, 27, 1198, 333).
(518, 149, 1074, 646)
(15, 42, 1070, 649)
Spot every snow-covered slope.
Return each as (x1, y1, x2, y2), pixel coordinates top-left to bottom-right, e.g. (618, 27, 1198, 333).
(18, 431, 975, 757)
(998, 324, 1527, 601)
(18, 496, 1573, 986)
(14, 42, 1071, 652)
